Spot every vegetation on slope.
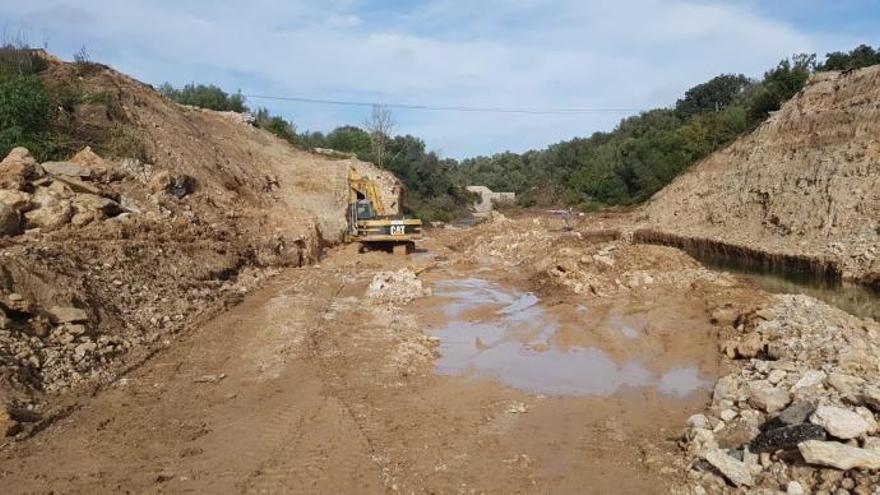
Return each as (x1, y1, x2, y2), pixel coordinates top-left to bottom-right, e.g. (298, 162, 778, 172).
(2, 44, 878, 221)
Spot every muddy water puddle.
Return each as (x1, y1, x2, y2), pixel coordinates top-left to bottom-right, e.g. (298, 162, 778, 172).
(421, 275, 716, 397)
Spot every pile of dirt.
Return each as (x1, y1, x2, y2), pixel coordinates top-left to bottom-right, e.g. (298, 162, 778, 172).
(0, 55, 405, 436)
(643, 66, 880, 287)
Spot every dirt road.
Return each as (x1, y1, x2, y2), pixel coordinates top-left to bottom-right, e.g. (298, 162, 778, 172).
(0, 226, 730, 493)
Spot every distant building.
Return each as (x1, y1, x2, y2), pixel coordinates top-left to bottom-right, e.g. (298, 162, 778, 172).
(466, 186, 515, 216)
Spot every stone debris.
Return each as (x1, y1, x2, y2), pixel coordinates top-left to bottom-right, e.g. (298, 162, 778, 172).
(749, 423, 825, 453)
(798, 440, 880, 470)
(46, 306, 89, 325)
(193, 373, 226, 384)
(41, 161, 92, 178)
(701, 448, 754, 487)
(682, 294, 880, 492)
(747, 381, 791, 413)
(810, 406, 871, 440)
(366, 269, 431, 304)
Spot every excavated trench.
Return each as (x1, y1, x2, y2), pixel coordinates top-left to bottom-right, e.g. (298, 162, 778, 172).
(633, 230, 880, 320)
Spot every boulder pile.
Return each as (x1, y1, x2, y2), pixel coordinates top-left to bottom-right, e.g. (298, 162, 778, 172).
(683, 295, 880, 493)
(0, 147, 126, 235)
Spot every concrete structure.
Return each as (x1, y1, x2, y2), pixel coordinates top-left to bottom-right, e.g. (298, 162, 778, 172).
(466, 186, 515, 216)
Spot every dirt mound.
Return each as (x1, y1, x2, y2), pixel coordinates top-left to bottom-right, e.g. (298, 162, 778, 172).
(643, 66, 880, 285)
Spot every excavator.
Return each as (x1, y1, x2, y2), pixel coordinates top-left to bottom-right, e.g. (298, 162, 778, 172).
(346, 167, 422, 254)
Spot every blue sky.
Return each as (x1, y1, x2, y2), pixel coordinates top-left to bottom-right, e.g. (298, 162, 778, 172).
(2, 0, 878, 159)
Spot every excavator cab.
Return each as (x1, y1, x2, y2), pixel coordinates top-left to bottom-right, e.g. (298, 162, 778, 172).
(346, 167, 422, 254)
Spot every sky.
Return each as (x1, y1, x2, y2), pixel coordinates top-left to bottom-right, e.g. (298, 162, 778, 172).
(1, 0, 878, 159)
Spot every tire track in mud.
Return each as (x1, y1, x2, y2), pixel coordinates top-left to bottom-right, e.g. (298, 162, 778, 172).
(242, 268, 386, 494)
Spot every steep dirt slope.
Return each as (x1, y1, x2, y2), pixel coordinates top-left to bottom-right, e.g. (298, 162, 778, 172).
(0, 56, 402, 431)
(42, 59, 401, 242)
(643, 66, 880, 285)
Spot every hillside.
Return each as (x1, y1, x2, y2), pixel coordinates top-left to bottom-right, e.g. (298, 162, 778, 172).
(0, 54, 402, 417)
(643, 65, 880, 286)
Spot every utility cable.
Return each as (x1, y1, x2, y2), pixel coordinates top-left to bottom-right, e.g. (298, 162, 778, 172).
(242, 94, 642, 115)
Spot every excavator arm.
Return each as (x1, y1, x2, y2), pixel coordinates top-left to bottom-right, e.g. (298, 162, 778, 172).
(348, 167, 386, 216)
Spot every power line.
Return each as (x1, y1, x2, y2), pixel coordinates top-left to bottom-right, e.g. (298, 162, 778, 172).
(242, 94, 643, 115)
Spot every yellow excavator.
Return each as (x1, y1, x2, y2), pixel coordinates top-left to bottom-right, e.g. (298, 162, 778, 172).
(346, 167, 422, 254)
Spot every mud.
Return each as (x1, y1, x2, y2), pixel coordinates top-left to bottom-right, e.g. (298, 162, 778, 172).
(417, 270, 716, 398)
(0, 222, 728, 494)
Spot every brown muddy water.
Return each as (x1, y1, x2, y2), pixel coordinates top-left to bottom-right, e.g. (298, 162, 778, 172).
(419, 273, 717, 398)
(701, 259, 880, 321)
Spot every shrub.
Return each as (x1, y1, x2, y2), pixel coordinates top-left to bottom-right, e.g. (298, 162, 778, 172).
(160, 82, 248, 112)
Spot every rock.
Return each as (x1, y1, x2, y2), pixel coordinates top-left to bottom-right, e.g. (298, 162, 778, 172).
(748, 381, 792, 413)
(0, 203, 22, 236)
(687, 414, 710, 429)
(768, 369, 787, 385)
(701, 448, 754, 487)
(713, 375, 739, 402)
(69, 146, 107, 169)
(798, 440, 880, 470)
(859, 385, 880, 412)
(24, 200, 73, 231)
(51, 175, 102, 195)
(854, 407, 878, 434)
(74, 341, 97, 359)
(720, 409, 738, 422)
(811, 406, 871, 440)
(193, 373, 226, 384)
(779, 401, 816, 426)
(65, 324, 87, 336)
(736, 333, 764, 358)
(715, 418, 760, 448)
(149, 171, 195, 198)
(839, 347, 876, 373)
(366, 269, 431, 304)
(0, 147, 42, 190)
(41, 161, 92, 178)
(70, 193, 120, 226)
(0, 189, 33, 211)
(786, 481, 806, 495)
(791, 370, 826, 391)
(46, 306, 88, 324)
(689, 428, 718, 452)
(750, 424, 826, 453)
(828, 373, 865, 397)
(863, 436, 880, 453)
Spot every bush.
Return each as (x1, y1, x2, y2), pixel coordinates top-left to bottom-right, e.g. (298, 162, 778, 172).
(0, 46, 48, 79)
(0, 74, 52, 157)
(159, 82, 248, 112)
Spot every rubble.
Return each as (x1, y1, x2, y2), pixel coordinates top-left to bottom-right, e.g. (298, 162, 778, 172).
(366, 269, 431, 304)
(701, 448, 754, 487)
(810, 406, 871, 440)
(799, 440, 880, 470)
(680, 294, 880, 491)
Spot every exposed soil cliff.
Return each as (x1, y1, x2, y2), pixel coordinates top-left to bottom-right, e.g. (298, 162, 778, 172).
(644, 66, 880, 286)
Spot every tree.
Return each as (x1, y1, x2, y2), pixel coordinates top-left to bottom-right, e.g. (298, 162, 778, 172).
(364, 105, 394, 168)
(675, 74, 750, 119)
(820, 44, 880, 71)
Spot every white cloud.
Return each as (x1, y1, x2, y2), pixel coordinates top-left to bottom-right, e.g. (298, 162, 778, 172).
(0, 0, 861, 157)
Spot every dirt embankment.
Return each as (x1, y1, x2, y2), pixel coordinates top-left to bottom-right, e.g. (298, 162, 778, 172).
(0, 56, 402, 435)
(643, 65, 880, 287)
